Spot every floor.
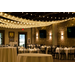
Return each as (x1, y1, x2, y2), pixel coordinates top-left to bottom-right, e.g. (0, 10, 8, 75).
(53, 59, 75, 62)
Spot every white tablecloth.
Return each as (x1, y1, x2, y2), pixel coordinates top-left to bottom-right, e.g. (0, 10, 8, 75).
(0, 47, 17, 62)
(18, 53, 53, 62)
(56, 47, 75, 59)
(19, 48, 40, 53)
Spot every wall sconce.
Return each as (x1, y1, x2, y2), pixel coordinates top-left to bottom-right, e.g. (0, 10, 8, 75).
(49, 33, 52, 39)
(36, 33, 38, 39)
(61, 32, 64, 39)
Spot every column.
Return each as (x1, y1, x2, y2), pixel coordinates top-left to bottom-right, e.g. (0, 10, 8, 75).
(31, 28, 35, 44)
(52, 24, 57, 46)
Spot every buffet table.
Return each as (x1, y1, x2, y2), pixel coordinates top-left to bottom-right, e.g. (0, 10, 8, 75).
(0, 47, 17, 62)
(18, 53, 53, 62)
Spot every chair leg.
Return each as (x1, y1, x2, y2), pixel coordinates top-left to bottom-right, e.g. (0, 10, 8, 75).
(69, 55, 71, 60)
(60, 54, 62, 59)
(68, 55, 70, 60)
(55, 54, 59, 59)
(71, 55, 74, 60)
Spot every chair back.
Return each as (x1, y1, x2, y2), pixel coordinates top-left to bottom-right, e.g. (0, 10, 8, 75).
(45, 47, 47, 51)
(48, 47, 51, 51)
(60, 47, 64, 53)
(70, 48, 75, 53)
(52, 48, 55, 53)
(40, 47, 45, 51)
(31, 45, 34, 49)
(38, 46, 41, 49)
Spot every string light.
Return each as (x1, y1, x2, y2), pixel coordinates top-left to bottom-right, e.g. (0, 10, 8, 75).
(0, 12, 75, 29)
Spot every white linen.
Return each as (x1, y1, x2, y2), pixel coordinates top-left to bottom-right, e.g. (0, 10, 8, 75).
(29, 48, 40, 53)
(9, 42, 18, 46)
(0, 47, 17, 62)
(18, 53, 53, 62)
(18, 48, 40, 53)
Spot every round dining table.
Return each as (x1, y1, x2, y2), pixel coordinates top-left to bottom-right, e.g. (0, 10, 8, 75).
(17, 53, 53, 62)
(0, 47, 17, 62)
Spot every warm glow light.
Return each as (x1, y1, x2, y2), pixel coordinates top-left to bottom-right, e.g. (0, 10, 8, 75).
(50, 33, 51, 36)
(61, 36, 63, 39)
(61, 32, 64, 40)
(36, 33, 38, 37)
(61, 32, 63, 36)
(49, 33, 52, 39)
(36, 33, 38, 39)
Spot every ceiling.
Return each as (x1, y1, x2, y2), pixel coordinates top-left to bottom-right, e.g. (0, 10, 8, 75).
(0, 12, 74, 29)
(4, 12, 75, 21)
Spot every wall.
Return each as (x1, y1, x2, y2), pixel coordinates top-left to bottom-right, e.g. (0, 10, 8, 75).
(34, 19, 75, 46)
(0, 28, 31, 45)
(57, 19, 75, 46)
(1, 19, 75, 46)
(52, 24, 57, 46)
(34, 25, 52, 45)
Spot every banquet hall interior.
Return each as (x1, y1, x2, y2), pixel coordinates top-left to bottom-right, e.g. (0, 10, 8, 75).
(0, 12, 75, 62)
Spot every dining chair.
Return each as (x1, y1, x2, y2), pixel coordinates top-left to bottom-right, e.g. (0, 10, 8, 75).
(51, 46, 56, 58)
(72, 46, 75, 58)
(48, 46, 52, 54)
(40, 47, 46, 54)
(68, 48, 75, 60)
(60, 49, 66, 60)
(54, 47, 59, 59)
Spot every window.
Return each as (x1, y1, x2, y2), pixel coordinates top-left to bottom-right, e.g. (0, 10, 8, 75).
(0, 30, 5, 45)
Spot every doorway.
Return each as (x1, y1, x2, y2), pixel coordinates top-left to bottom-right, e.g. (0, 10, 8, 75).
(18, 32, 27, 47)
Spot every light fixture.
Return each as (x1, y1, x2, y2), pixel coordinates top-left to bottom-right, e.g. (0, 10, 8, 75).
(61, 32, 64, 40)
(36, 33, 38, 39)
(49, 33, 52, 39)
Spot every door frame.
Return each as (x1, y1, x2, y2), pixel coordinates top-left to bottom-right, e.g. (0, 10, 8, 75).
(18, 32, 27, 47)
(0, 30, 5, 45)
